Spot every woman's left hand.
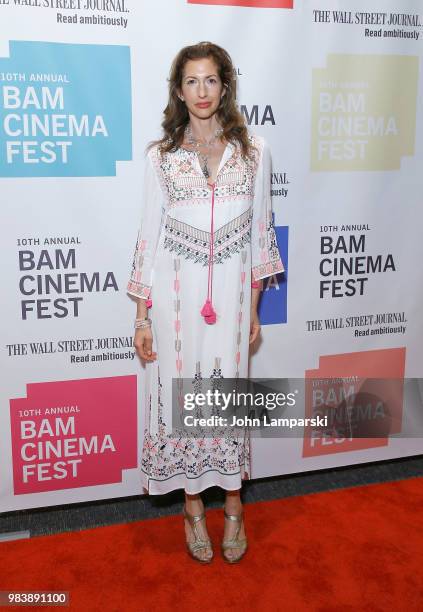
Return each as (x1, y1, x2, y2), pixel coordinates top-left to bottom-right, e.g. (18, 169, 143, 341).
(249, 309, 261, 344)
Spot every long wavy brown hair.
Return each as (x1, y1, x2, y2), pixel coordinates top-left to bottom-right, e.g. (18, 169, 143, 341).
(149, 41, 254, 159)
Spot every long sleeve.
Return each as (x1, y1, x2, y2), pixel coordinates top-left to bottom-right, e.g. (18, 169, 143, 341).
(251, 137, 285, 281)
(127, 149, 166, 299)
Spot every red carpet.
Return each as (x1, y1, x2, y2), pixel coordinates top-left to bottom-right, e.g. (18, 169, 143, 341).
(1, 477, 422, 611)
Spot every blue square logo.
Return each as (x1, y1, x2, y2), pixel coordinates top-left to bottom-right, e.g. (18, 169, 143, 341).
(0, 41, 132, 177)
(258, 225, 288, 325)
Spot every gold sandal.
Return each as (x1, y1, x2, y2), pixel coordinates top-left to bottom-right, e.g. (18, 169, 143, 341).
(183, 504, 213, 564)
(221, 508, 248, 564)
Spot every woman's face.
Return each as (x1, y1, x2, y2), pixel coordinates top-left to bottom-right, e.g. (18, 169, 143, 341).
(179, 57, 226, 120)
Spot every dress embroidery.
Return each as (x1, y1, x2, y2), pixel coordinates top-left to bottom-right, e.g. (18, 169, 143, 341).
(251, 211, 284, 280)
(163, 209, 252, 265)
(151, 135, 259, 208)
(235, 250, 248, 378)
(127, 232, 152, 297)
(140, 365, 250, 485)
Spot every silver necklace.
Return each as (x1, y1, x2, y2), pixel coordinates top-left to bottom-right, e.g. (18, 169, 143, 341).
(185, 124, 224, 179)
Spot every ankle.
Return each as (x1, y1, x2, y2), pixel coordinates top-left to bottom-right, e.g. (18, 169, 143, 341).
(185, 495, 204, 512)
(224, 499, 243, 514)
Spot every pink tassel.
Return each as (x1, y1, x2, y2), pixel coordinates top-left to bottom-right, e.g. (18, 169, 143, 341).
(204, 311, 217, 324)
(201, 183, 217, 325)
(200, 299, 217, 324)
(200, 299, 213, 316)
(146, 299, 152, 308)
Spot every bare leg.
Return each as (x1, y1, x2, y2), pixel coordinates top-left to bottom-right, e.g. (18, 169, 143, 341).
(223, 490, 247, 562)
(184, 493, 213, 562)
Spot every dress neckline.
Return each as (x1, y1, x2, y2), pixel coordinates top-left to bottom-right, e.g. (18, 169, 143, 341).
(179, 141, 235, 190)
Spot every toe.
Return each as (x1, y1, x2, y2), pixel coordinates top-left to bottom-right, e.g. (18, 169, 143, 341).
(195, 547, 212, 562)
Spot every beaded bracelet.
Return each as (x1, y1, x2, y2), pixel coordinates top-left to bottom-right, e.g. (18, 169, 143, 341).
(134, 317, 152, 329)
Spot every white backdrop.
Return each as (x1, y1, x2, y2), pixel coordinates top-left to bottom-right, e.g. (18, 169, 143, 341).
(1, 0, 422, 512)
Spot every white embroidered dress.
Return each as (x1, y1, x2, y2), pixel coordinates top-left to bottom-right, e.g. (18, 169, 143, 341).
(127, 133, 284, 495)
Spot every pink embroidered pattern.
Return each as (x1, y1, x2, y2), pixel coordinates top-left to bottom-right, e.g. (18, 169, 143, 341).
(173, 258, 183, 408)
(252, 209, 284, 281)
(140, 365, 251, 486)
(127, 281, 151, 299)
(235, 250, 248, 378)
(151, 135, 260, 208)
(127, 231, 152, 298)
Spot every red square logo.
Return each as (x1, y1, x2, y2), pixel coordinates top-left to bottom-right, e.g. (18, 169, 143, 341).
(10, 376, 138, 494)
(302, 348, 406, 457)
(188, 0, 293, 8)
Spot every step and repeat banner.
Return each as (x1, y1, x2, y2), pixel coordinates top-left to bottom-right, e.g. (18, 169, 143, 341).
(1, 0, 422, 512)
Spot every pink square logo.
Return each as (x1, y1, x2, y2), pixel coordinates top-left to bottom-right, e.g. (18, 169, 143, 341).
(10, 376, 138, 494)
(303, 348, 406, 457)
(188, 0, 293, 8)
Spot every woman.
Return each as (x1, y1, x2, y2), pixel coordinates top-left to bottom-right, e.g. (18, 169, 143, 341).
(127, 41, 284, 564)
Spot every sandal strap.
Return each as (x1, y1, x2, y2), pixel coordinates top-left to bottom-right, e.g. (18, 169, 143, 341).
(222, 508, 247, 550)
(183, 505, 205, 525)
(189, 539, 212, 552)
(183, 505, 213, 555)
(222, 538, 247, 550)
(224, 511, 243, 522)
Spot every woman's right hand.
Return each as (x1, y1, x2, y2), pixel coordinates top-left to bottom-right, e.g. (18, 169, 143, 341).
(134, 327, 157, 362)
